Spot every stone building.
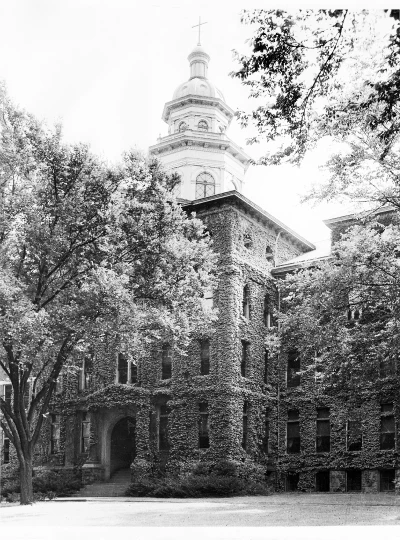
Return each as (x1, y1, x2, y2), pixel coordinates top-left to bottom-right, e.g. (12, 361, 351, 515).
(1, 44, 399, 494)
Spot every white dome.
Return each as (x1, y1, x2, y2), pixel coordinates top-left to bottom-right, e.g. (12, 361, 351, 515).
(173, 78, 225, 101)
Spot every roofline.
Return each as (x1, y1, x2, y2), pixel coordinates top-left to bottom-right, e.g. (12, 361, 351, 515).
(324, 206, 396, 229)
(271, 255, 331, 276)
(182, 191, 315, 252)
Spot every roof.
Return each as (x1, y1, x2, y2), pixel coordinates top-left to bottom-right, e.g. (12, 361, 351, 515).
(324, 206, 397, 229)
(272, 244, 332, 275)
(182, 190, 316, 252)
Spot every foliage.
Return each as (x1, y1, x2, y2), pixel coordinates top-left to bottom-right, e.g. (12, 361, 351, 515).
(1, 469, 81, 501)
(0, 89, 217, 504)
(232, 10, 400, 207)
(270, 218, 400, 390)
(126, 460, 269, 498)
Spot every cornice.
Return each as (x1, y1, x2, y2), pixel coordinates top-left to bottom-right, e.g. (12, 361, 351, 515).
(162, 94, 234, 123)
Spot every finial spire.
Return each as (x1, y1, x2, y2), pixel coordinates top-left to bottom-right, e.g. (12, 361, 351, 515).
(192, 16, 207, 46)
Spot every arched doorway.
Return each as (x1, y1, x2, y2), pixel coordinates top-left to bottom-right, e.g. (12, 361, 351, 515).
(110, 417, 136, 476)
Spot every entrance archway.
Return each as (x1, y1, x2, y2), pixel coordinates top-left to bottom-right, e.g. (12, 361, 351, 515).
(110, 417, 136, 476)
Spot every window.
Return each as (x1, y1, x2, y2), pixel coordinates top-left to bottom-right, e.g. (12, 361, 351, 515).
(287, 409, 300, 454)
(161, 344, 172, 380)
(286, 472, 299, 491)
(347, 306, 361, 321)
(202, 288, 214, 310)
(346, 470, 362, 492)
(198, 120, 208, 132)
(159, 405, 169, 451)
(243, 233, 252, 250)
(380, 356, 395, 378)
(3, 437, 10, 464)
(316, 408, 330, 453)
(195, 172, 215, 199)
(118, 353, 128, 384)
(316, 471, 330, 492)
(78, 357, 92, 392)
(117, 353, 137, 384)
(262, 414, 270, 453)
(4, 384, 12, 408)
(241, 341, 249, 377)
(178, 121, 187, 132)
(287, 350, 300, 387)
(199, 403, 210, 449)
(50, 414, 60, 454)
(242, 402, 248, 450)
(263, 294, 276, 328)
(81, 412, 90, 453)
(264, 350, 268, 384)
(265, 245, 274, 262)
(380, 469, 395, 492)
(242, 285, 250, 319)
(380, 403, 395, 450)
(200, 340, 210, 375)
(55, 375, 63, 395)
(347, 420, 362, 451)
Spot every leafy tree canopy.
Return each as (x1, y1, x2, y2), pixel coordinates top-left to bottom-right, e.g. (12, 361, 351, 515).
(0, 89, 216, 503)
(232, 10, 400, 207)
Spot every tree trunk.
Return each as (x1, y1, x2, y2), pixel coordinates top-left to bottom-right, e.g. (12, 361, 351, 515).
(19, 454, 34, 505)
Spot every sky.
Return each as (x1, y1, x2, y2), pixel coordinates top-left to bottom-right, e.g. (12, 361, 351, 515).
(0, 0, 356, 250)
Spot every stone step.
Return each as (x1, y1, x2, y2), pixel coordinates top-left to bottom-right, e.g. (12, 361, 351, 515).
(77, 468, 132, 498)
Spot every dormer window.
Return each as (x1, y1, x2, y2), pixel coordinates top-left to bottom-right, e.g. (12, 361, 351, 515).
(195, 172, 215, 199)
(198, 120, 208, 132)
(178, 122, 188, 132)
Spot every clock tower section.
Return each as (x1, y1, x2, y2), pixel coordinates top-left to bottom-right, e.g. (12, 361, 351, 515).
(149, 45, 250, 200)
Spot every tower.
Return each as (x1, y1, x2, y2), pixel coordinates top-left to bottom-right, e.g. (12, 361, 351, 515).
(149, 45, 250, 200)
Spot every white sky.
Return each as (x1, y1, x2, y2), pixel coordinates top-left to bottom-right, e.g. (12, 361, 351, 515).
(0, 0, 357, 249)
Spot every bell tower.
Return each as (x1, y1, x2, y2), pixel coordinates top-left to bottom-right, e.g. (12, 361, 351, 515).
(149, 44, 250, 200)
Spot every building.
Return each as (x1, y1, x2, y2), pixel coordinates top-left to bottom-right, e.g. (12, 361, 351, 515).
(1, 43, 398, 494)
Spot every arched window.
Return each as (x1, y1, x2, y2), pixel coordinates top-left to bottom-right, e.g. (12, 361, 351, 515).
(198, 120, 208, 132)
(244, 233, 252, 250)
(242, 285, 250, 319)
(195, 172, 215, 199)
(178, 121, 188, 132)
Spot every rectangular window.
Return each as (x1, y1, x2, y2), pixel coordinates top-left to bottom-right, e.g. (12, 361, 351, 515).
(202, 289, 214, 310)
(380, 469, 395, 492)
(380, 356, 395, 378)
(130, 361, 138, 384)
(316, 407, 330, 453)
(200, 340, 210, 375)
(78, 357, 92, 392)
(50, 414, 61, 454)
(286, 472, 299, 491)
(380, 403, 395, 450)
(287, 409, 300, 454)
(346, 470, 362, 492)
(287, 350, 300, 387)
(347, 420, 362, 451)
(81, 412, 90, 453)
(241, 341, 249, 377)
(199, 403, 210, 449)
(161, 344, 172, 380)
(118, 353, 128, 384)
(3, 437, 10, 464)
(242, 402, 248, 450)
(242, 285, 250, 319)
(4, 384, 12, 408)
(158, 405, 169, 451)
(316, 471, 330, 492)
(264, 350, 268, 384)
(262, 414, 270, 453)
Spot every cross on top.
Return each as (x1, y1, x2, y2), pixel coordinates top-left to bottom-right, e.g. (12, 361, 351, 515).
(192, 16, 207, 46)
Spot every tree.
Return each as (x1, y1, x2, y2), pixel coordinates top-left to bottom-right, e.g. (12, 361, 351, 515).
(268, 220, 400, 392)
(232, 10, 400, 208)
(0, 92, 216, 504)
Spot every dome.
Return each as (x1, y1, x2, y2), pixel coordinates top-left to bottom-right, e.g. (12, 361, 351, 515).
(172, 45, 225, 102)
(173, 78, 225, 101)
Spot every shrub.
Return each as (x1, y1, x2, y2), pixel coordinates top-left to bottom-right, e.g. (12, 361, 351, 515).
(1, 469, 81, 502)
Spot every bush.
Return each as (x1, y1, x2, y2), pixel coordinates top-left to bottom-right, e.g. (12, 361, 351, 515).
(126, 464, 270, 498)
(1, 469, 81, 501)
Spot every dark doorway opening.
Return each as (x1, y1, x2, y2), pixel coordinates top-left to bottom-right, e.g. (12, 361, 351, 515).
(346, 470, 362, 492)
(110, 417, 136, 476)
(316, 471, 330, 492)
